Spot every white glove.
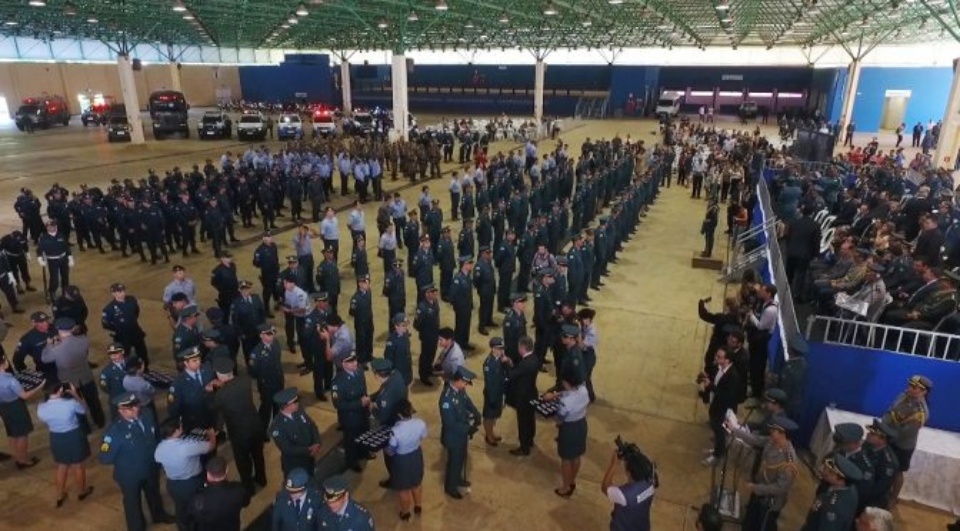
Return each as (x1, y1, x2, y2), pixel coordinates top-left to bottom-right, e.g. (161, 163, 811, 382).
(25, 252, 31, 261)
(68, 256, 75, 268)
(37, 256, 46, 267)
(4, 272, 13, 286)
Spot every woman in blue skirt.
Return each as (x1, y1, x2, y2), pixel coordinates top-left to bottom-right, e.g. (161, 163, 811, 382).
(37, 381, 93, 507)
(385, 399, 427, 521)
(0, 355, 44, 469)
(543, 371, 590, 498)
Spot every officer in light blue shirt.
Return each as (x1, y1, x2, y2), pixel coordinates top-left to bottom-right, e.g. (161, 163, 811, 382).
(154, 418, 216, 530)
(348, 203, 366, 243)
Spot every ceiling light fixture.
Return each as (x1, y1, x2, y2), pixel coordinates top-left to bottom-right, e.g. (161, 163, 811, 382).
(435, 0, 449, 11)
(408, 10, 418, 21)
(4, 15, 17, 26)
(465, 21, 474, 28)
(296, 3, 309, 16)
(87, 17, 98, 23)
(281, 24, 290, 29)
(498, 12, 509, 23)
(182, 14, 194, 20)
(715, 0, 730, 10)
(377, 18, 388, 28)
(543, 2, 558, 15)
(28, 0, 46, 7)
(64, 1, 77, 15)
(608, 0, 624, 5)
(288, 17, 298, 24)
(582, 18, 592, 27)
(173, 0, 188, 13)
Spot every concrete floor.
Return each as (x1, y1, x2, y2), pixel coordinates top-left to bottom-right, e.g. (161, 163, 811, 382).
(0, 116, 952, 530)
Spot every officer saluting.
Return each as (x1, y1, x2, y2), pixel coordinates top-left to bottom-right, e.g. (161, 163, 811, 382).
(249, 324, 284, 438)
(272, 468, 322, 531)
(101, 283, 150, 369)
(99, 393, 175, 530)
(270, 387, 322, 477)
(167, 347, 216, 432)
(439, 366, 481, 499)
(318, 475, 375, 530)
(37, 219, 73, 300)
(801, 454, 862, 531)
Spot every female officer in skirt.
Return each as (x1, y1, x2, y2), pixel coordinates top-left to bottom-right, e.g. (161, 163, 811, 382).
(0, 354, 44, 469)
(37, 381, 93, 506)
(385, 399, 427, 521)
(543, 370, 590, 498)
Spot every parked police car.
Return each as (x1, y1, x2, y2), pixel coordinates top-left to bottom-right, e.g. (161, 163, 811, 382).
(344, 110, 375, 136)
(237, 112, 267, 141)
(198, 111, 233, 139)
(312, 107, 337, 138)
(277, 113, 303, 140)
(106, 115, 133, 142)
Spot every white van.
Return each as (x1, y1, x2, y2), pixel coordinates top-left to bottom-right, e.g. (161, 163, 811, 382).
(655, 92, 684, 118)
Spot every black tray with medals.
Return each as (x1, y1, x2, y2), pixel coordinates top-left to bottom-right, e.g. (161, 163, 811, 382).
(15, 371, 44, 392)
(355, 425, 393, 452)
(531, 396, 559, 418)
(143, 369, 176, 389)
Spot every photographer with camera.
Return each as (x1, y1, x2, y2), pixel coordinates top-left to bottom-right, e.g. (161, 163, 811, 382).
(602, 438, 658, 531)
(37, 380, 93, 507)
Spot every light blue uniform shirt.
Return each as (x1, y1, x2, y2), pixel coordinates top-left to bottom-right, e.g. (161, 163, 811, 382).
(389, 200, 407, 219)
(582, 323, 598, 350)
(440, 343, 465, 379)
(284, 287, 310, 313)
(163, 278, 197, 305)
(124, 374, 156, 406)
(154, 437, 209, 480)
(331, 326, 355, 363)
(348, 210, 365, 232)
(37, 397, 85, 433)
(0, 373, 24, 403)
(379, 232, 398, 251)
(320, 217, 339, 240)
(387, 417, 427, 456)
(557, 385, 589, 423)
(293, 233, 314, 257)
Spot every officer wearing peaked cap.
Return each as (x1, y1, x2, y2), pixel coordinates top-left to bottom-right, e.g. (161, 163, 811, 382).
(801, 454, 861, 531)
(439, 366, 480, 499)
(383, 258, 407, 332)
(730, 414, 800, 531)
(249, 324, 285, 438)
(100, 343, 128, 420)
(414, 283, 441, 386)
(384, 313, 413, 386)
(230, 279, 267, 368)
(167, 347, 216, 432)
(882, 374, 931, 502)
(270, 387, 322, 477)
(318, 474, 375, 530)
(272, 468, 323, 531)
(331, 352, 370, 472)
(864, 419, 899, 510)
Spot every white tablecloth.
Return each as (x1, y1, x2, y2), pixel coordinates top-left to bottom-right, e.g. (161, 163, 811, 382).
(810, 407, 960, 515)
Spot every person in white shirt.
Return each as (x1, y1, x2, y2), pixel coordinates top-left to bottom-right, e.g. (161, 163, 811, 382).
(319, 207, 340, 260)
(348, 201, 365, 244)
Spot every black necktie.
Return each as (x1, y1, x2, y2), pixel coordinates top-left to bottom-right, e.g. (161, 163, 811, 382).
(295, 498, 302, 513)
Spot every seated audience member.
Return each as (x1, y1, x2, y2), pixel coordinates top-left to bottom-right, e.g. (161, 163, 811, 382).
(815, 247, 870, 310)
(835, 261, 888, 320)
(881, 263, 941, 325)
(898, 268, 958, 330)
(880, 245, 915, 293)
(913, 214, 944, 266)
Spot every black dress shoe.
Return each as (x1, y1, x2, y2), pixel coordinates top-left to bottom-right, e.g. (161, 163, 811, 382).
(420, 378, 434, 387)
(509, 448, 530, 456)
(379, 479, 392, 489)
(461, 480, 471, 487)
(445, 490, 463, 499)
(316, 394, 328, 402)
(16, 456, 39, 470)
(155, 515, 176, 525)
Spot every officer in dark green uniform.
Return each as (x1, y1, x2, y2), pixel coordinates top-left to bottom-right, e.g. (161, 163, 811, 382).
(271, 468, 322, 531)
(249, 324, 284, 439)
(318, 475, 375, 530)
(383, 259, 406, 332)
(270, 387, 322, 477)
(863, 419, 899, 509)
(439, 366, 480, 499)
(167, 346, 215, 431)
(558, 324, 585, 386)
(302, 292, 328, 400)
(201, 329, 232, 367)
(482, 337, 509, 446)
(829, 423, 875, 516)
(801, 454, 862, 531)
(371, 357, 409, 489)
(384, 313, 413, 386)
(502, 293, 527, 364)
(331, 353, 370, 472)
(414, 284, 441, 386)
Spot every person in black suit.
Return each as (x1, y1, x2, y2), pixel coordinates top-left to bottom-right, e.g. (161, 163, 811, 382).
(849, 204, 873, 239)
(210, 358, 266, 495)
(882, 265, 942, 326)
(913, 214, 944, 266)
(186, 456, 250, 531)
(784, 205, 822, 298)
(505, 336, 539, 457)
(698, 347, 741, 467)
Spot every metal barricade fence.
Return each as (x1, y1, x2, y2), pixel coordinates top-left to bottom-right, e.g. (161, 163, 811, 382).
(757, 175, 802, 362)
(806, 315, 960, 360)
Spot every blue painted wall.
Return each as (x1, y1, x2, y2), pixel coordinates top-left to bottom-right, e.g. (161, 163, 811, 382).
(609, 65, 660, 114)
(849, 66, 953, 132)
(239, 54, 333, 103)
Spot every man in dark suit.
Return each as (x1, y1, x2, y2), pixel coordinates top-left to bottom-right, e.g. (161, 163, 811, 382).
(914, 214, 944, 266)
(186, 456, 250, 531)
(505, 336, 539, 457)
(211, 358, 266, 495)
(784, 205, 822, 297)
(849, 204, 873, 239)
(699, 347, 741, 467)
(883, 265, 942, 326)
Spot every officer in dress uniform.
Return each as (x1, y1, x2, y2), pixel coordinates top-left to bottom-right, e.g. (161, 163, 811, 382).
(36, 219, 72, 301)
(863, 419, 899, 510)
(383, 259, 406, 333)
(153, 418, 216, 531)
(101, 283, 150, 369)
(318, 474, 375, 530)
(436, 227, 456, 302)
(350, 274, 375, 366)
(414, 284, 441, 386)
(172, 306, 202, 364)
(230, 280, 267, 368)
(168, 347, 216, 432)
(474, 246, 497, 334)
(451, 256, 475, 350)
(482, 337, 509, 446)
(270, 387, 322, 477)
(801, 454, 862, 531)
(558, 324, 586, 387)
(211, 251, 240, 325)
(100, 343, 128, 420)
(252, 231, 280, 316)
(828, 423, 875, 517)
(281, 274, 310, 364)
(201, 328, 232, 367)
(413, 236, 435, 303)
(13, 311, 58, 381)
(439, 366, 480, 499)
(304, 292, 332, 401)
(331, 352, 370, 472)
(0, 354, 44, 469)
(272, 468, 322, 531)
(99, 394, 175, 531)
(881, 374, 930, 504)
(502, 293, 528, 364)
(729, 415, 800, 531)
(384, 313, 414, 386)
(494, 230, 517, 311)
(316, 247, 342, 316)
(371, 357, 409, 488)
(249, 324, 284, 439)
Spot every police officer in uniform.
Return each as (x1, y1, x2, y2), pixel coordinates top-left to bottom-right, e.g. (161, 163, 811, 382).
(474, 245, 497, 334)
(439, 366, 480, 499)
(211, 251, 240, 325)
(0, 354, 44, 469)
(272, 468, 322, 531)
(172, 306, 202, 363)
(558, 324, 586, 386)
(318, 475, 375, 530)
(384, 313, 413, 386)
(98, 394, 175, 531)
(210, 357, 266, 496)
(414, 284, 441, 386)
(482, 337, 509, 446)
(37, 219, 72, 300)
(331, 352, 370, 472)
(502, 293, 528, 364)
(13, 311, 58, 381)
(495, 230, 517, 311)
(101, 283, 150, 369)
(168, 347, 216, 432)
(729, 415, 800, 531)
(230, 280, 267, 368)
(153, 418, 216, 531)
(349, 275, 375, 368)
(383, 258, 406, 332)
(801, 454, 862, 531)
(249, 324, 284, 439)
(451, 256, 475, 350)
(436, 227, 456, 301)
(370, 357, 408, 488)
(252, 231, 280, 316)
(270, 387, 322, 477)
(881, 374, 930, 504)
(99, 343, 128, 420)
(413, 235, 435, 303)
(863, 419, 899, 510)
(316, 247, 342, 315)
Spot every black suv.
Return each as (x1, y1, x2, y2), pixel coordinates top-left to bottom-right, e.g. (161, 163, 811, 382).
(198, 112, 232, 139)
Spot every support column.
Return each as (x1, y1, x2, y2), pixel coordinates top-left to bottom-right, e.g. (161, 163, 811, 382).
(534, 58, 545, 126)
(391, 53, 409, 140)
(117, 54, 145, 145)
(839, 58, 861, 135)
(934, 58, 960, 169)
(340, 60, 352, 114)
(168, 61, 182, 92)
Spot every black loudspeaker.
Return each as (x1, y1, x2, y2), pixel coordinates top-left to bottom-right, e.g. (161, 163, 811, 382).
(406, 57, 414, 73)
(132, 58, 142, 71)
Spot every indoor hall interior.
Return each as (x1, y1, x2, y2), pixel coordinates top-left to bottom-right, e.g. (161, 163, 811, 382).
(0, 116, 952, 530)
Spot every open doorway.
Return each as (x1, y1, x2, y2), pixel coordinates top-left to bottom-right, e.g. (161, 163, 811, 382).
(880, 89, 911, 130)
(0, 96, 10, 123)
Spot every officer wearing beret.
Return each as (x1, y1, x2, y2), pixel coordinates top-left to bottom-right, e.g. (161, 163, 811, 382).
(249, 324, 284, 438)
(802, 454, 862, 531)
(272, 468, 322, 531)
(350, 274, 375, 366)
(439, 367, 481, 499)
(384, 313, 414, 386)
(230, 280, 267, 368)
(172, 306, 202, 364)
(318, 475, 375, 530)
(153, 418, 216, 530)
(99, 394, 175, 530)
(304, 292, 333, 400)
(383, 259, 407, 332)
(101, 283, 150, 369)
(482, 337, 510, 446)
(881, 374, 930, 504)
(864, 419, 899, 509)
(316, 247, 341, 315)
(502, 293, 528, 364)
(729, 415, 800, 531)
(168, 347, 216, 431)
(451, 256, 475, 349)
(270, 387, 322, 477)
(331, 353, 370, 472)
(211, 358, 266, 495)
(414, 284, 441, 386)
(100, 343, 128, 420)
